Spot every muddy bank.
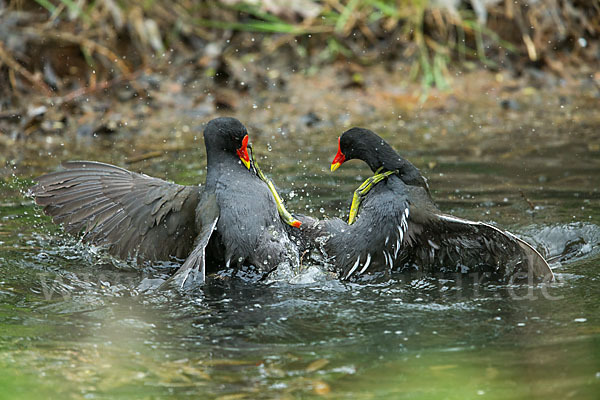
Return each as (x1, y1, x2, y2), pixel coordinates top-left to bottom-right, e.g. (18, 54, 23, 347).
(2, 0, 600, 161)
(1, 62, 599, 179)
(2, 0, 599, 97)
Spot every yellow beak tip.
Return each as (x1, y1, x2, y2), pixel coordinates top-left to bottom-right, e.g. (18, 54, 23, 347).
(242, 159, 251, 169)
(330, 163, 340, 172)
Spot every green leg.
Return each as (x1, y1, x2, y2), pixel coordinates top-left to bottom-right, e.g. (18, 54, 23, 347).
(249, 146, 302, 228)
(348, 170, 396, 225)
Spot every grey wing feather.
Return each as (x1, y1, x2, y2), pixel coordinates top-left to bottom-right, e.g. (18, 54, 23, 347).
(162, 192, 220, 290)
(31, 161, 200, 261)
(163, 216, 219, 290)
(409, 213, 554, 280)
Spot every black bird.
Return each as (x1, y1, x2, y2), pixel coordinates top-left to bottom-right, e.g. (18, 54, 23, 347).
(31, 117, 301, 288)
(300, 128, 553, 282)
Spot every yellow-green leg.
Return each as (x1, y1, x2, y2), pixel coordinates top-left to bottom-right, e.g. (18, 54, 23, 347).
(249, 145, 302, 228)
(348, 169, 397, 225)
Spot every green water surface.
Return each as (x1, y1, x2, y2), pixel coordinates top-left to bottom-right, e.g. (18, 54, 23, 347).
(1, 94, 599, 399)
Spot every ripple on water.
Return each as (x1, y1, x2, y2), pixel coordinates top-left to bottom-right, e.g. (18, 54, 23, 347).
(521, 222, 600, 264)
(2, 129, 600, 398)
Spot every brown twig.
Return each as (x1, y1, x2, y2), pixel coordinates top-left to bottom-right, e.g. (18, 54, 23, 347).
(358, 21, 377, 44)
(21, 28, 131, 75)
(0, 41, 53, 96)
(0, 109, 21, 120)
(58, 31, 126, 73)
(55, 70, 143, 104)
(519, 190, 535, 211)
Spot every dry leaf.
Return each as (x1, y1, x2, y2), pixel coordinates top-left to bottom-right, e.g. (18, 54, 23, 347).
(306, 358, 329, 373)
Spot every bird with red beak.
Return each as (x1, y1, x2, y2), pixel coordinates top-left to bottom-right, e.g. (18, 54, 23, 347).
(330, 137, 345, 172)
(236, 133, 251, 169)
(31, 117, 303, 289)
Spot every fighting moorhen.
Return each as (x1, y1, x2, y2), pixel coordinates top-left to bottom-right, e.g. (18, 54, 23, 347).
(300, 128, 553, 282)
(31, 117, 302, 288)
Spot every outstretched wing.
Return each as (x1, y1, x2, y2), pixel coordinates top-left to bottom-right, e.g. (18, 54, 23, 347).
(162, 193, 220, 290)
(405, 211, 553, 281)
(31, 161, 200, 261)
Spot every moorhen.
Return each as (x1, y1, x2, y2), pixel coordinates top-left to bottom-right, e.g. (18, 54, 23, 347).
(31, 117, 302, 288)
(300, 128, 553, 282)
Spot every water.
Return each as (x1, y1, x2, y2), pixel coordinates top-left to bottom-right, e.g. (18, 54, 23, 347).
(1, 95, 599, 399)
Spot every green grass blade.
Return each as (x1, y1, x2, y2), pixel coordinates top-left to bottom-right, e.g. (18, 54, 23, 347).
(59, 0, 91, 24)
(335, 0, 360, 33)
(34, 0, 57, 13)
